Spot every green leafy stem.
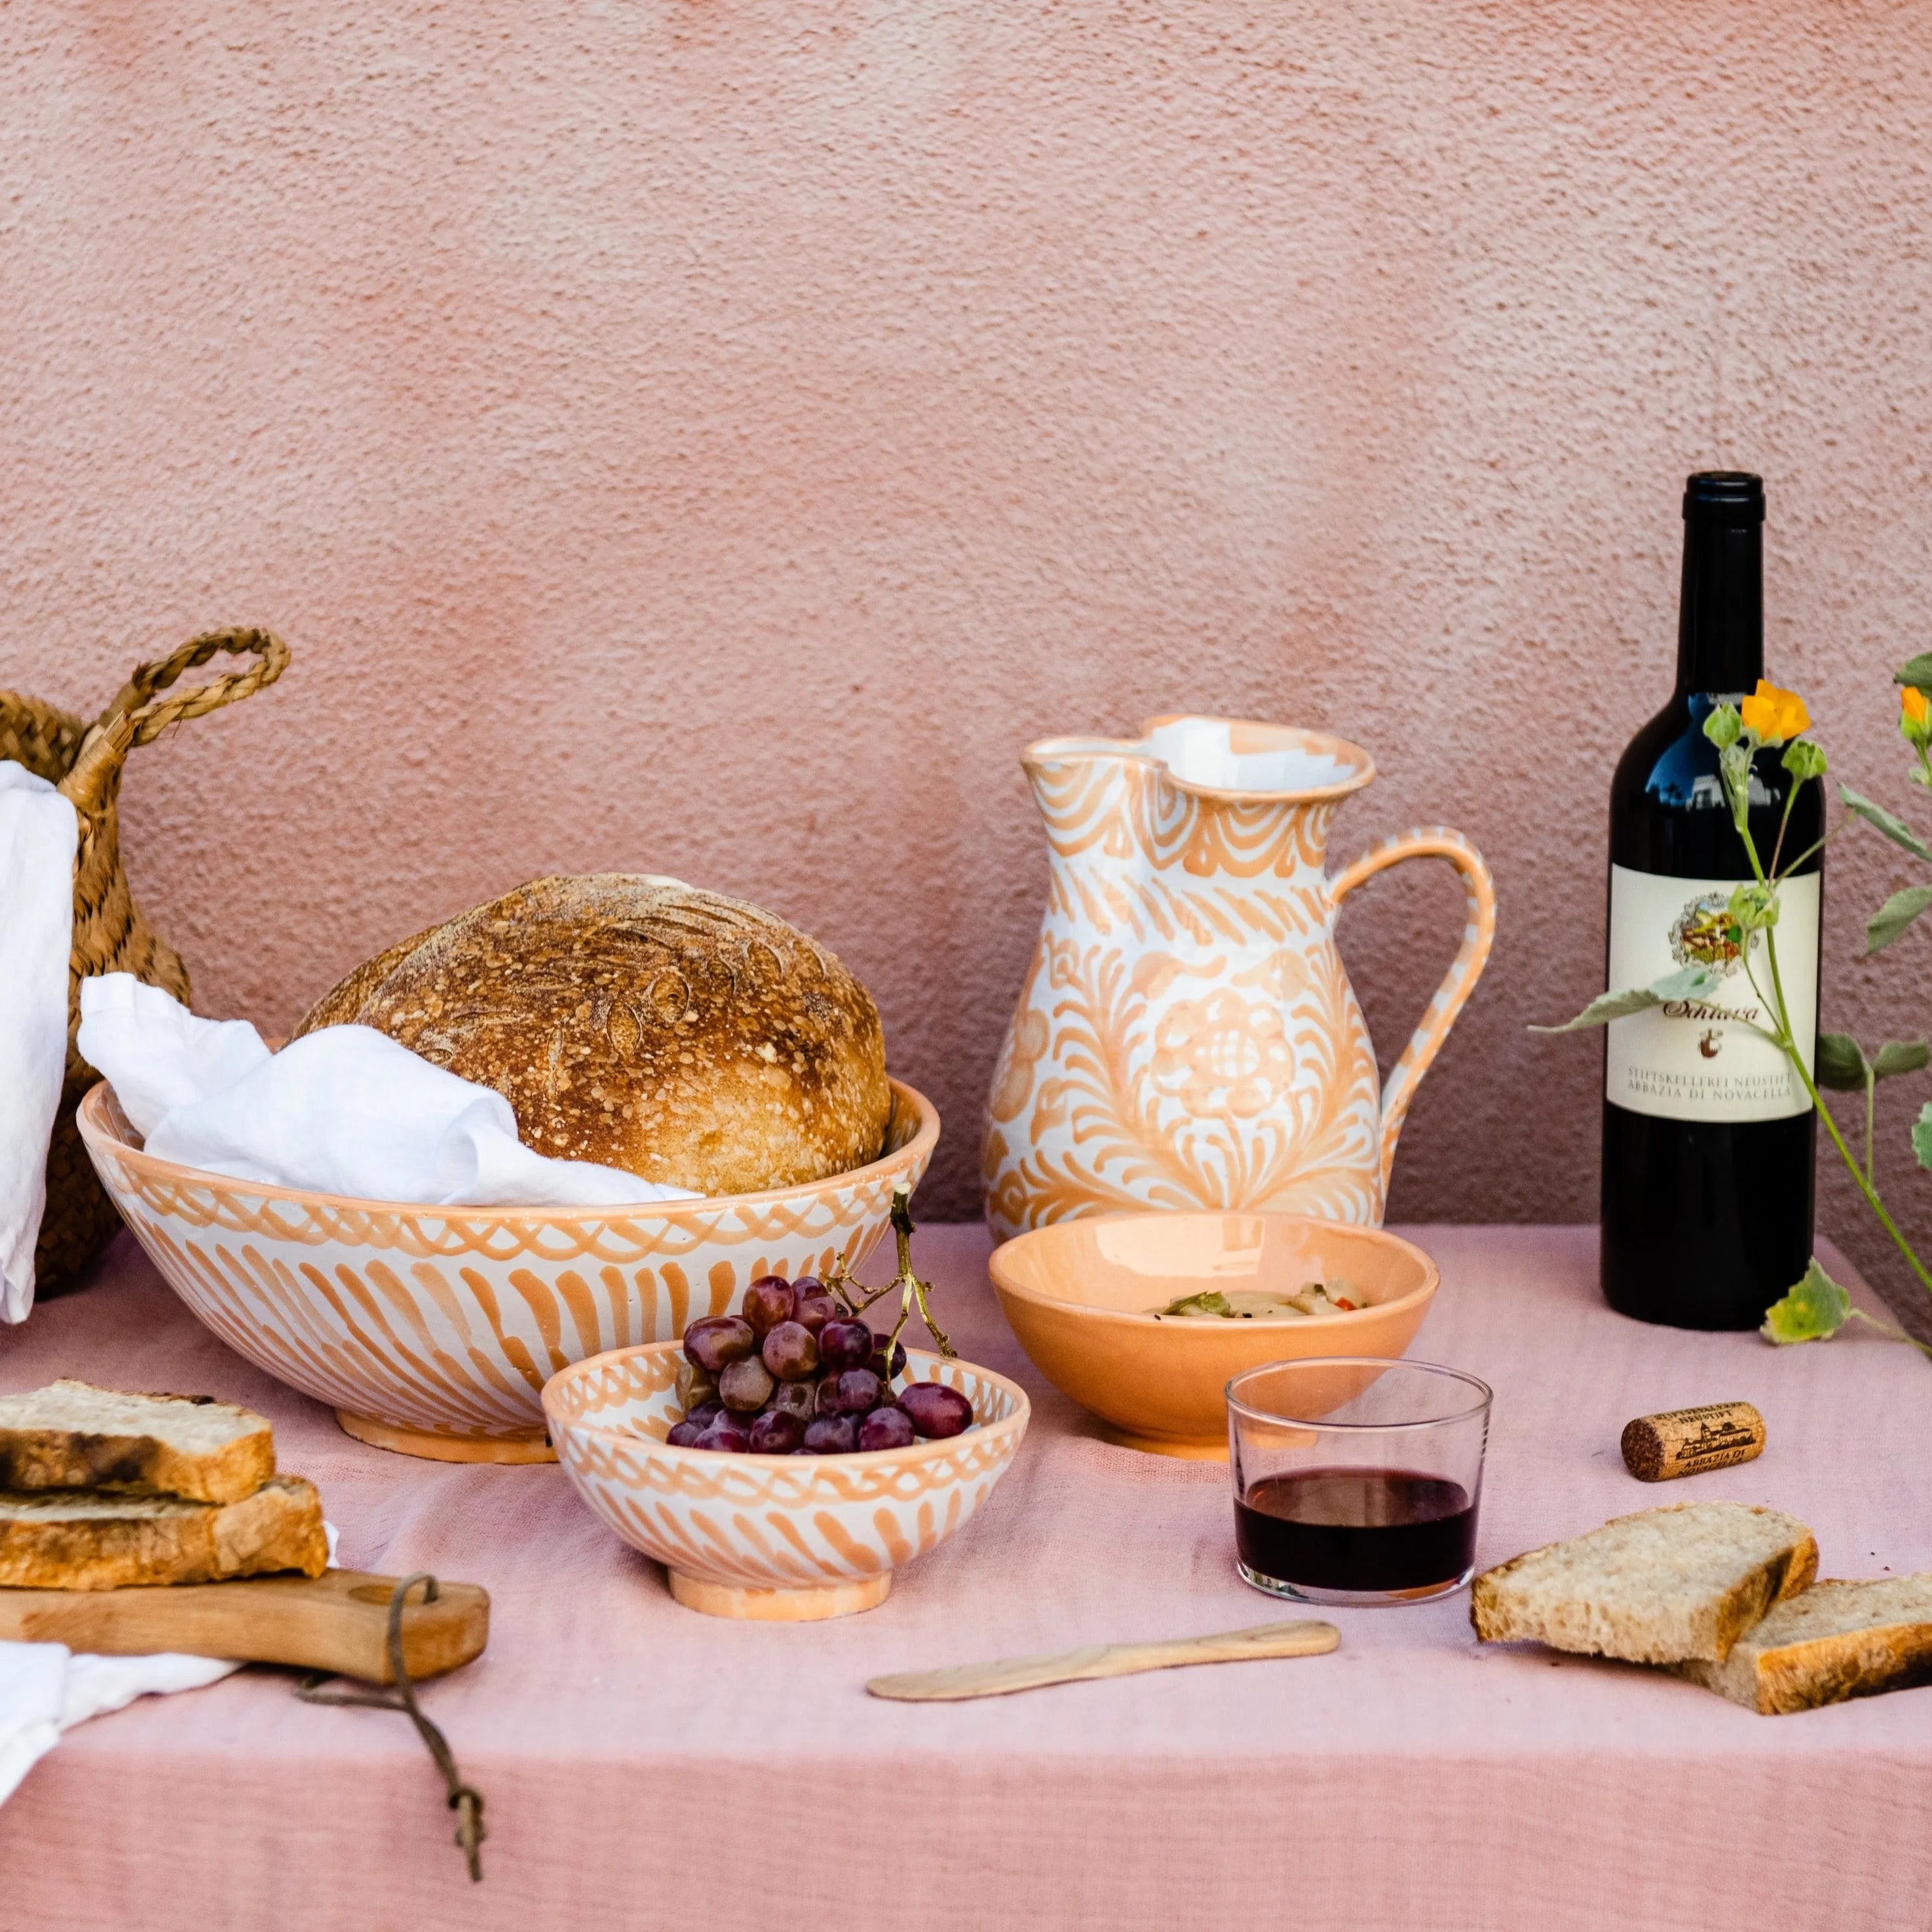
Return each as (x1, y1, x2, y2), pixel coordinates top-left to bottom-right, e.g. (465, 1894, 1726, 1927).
(1537, 665, 1932, 1354)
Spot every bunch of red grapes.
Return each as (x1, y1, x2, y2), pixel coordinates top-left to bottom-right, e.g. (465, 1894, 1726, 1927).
(669, 1273, 973, 1454)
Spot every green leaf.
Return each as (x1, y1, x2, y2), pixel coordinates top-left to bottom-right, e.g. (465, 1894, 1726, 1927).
(1814, 1032, 1870, 1089)
(1761, 1260, 1852, 1345)
(1913, 1102, 1932, 1170)
(1528, 966, 1722, 1034)
(1649, 964, 1725, 1002)
(1866, 882, 1932, 955)
(1873, 1040, 1931, 1080)
(1895, 653, 1932, 692)
(1528, 988, 1664, 1031)
(1156, 1290, 1231, 1319)
(1840, 786, 1932, 865)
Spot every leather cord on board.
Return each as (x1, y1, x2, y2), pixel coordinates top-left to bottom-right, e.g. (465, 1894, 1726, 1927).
(295, 1574, 487, 1882)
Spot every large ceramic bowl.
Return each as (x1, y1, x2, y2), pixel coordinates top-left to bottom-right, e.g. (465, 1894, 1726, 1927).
(987, 1211, 1439, 1459)
(544, 1341, 1029, 1621)
(78, 1078, 939, 1464)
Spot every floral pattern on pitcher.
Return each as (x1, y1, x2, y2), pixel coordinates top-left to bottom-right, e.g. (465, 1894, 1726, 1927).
(983, 716, 1496, 1241)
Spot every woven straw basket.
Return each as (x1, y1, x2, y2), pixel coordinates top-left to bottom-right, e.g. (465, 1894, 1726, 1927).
(1, 628, 288, 1296)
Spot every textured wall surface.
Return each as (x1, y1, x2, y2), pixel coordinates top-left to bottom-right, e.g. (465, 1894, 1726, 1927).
(5, 3, 1932, 1315)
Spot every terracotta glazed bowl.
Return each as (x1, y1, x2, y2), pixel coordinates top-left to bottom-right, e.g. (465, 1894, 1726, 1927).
(544, 1341, 1029, 1621)
(987, 1211, 1439, 1459)
(77, 1078, 939, 1465)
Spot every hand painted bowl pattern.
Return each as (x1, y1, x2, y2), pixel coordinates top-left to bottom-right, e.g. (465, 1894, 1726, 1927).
(77, 1078, 939, 1461)
(544, 1342, 1029, 1619)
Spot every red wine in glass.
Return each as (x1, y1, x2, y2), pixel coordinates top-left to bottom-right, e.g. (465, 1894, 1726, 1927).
(1236, 1468, 1476, 1596)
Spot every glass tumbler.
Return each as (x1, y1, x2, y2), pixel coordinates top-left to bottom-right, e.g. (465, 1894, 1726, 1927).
(1226, 1358, 1492, 1606)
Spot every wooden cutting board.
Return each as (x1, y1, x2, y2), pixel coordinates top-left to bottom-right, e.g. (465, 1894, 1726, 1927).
(0, 1568, 488, 1684)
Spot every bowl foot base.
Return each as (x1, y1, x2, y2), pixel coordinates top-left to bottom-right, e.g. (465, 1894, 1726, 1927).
(335, 1410, 557, 1464)
(667, 1570, 892, 1621)
(1097, 1424, 1228, 1461)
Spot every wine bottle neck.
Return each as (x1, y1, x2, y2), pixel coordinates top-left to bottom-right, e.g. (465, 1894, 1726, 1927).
(1676, 519, 1762, 696)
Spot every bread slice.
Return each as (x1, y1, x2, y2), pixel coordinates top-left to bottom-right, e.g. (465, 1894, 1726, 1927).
(1676, 1576, 1932, 1713)
(0, 1475, 327, 1590)
(1471, 1501, 1817, 1663)
(0, 1380, 275, 1505)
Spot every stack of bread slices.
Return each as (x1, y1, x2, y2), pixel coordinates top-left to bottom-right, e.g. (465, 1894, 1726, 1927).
(1473, 1500, 1932, 1714)
(0, 1380, 328, 1591)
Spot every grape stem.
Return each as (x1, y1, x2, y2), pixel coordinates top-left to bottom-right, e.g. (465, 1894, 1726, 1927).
(824, 1184, 956, 1359)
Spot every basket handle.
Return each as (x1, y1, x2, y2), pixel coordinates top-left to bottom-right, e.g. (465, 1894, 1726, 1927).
(60, 628, 290, 820)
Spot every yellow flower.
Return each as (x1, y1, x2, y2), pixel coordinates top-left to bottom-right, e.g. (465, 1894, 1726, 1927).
(1739, 679, 1810, 744)
(1904, 686, 1929, 727)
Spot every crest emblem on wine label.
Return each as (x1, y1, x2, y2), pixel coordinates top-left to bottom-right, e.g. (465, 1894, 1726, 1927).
(1607, 867, 1818, 1123)
(1669, 892, 1746, 975)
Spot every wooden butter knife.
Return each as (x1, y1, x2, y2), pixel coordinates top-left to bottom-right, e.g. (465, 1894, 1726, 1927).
(867, 1617, 1338, 1703)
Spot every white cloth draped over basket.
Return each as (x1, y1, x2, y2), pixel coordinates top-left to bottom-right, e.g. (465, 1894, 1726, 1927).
(77, 977, 697, 1214)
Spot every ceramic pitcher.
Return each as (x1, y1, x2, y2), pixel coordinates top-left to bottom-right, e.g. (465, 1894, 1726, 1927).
(983, 715, 1496, 1240)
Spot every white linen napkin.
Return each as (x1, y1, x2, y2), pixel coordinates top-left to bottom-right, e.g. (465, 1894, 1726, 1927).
(77, 975, 697, 1208)
(0, 1641, 239, 1808)
(0, 763, 79, 1325)
(0, 1522, 343, 1808)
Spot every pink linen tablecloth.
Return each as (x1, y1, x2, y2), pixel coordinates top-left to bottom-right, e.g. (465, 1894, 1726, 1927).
(1, 1222, 1929, 1932)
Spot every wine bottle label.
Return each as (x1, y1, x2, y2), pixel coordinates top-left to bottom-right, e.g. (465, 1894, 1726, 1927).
(1605, 865, 1819, 1122)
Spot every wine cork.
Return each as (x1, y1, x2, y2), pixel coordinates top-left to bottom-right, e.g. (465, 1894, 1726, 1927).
(1620, 1401, 1766, 1482)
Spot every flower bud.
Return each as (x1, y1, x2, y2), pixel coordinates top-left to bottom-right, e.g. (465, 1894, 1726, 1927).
(1728, 881, 1779, 931)
(1781, 738, 1828, 782)
(1703, 704, 1744, 750)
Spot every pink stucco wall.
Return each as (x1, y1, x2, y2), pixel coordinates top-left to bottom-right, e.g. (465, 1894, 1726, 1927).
(7, 3, 1932, 1317)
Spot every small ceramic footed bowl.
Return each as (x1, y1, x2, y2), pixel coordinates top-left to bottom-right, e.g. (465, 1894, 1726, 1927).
(77, 1077, 938, 1466)
(987, 1211, 1439, 1460)
(544, 1341, 1030, 1621)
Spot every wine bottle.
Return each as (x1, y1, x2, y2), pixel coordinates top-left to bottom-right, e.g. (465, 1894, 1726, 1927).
(1601, 472, 1821, 1329)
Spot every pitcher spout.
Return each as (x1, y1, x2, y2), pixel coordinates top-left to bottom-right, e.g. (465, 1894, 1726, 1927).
(1022, 717, 1376, 884)
(1023, 719, 1375, 800)
(1137, 716, 1376, 805)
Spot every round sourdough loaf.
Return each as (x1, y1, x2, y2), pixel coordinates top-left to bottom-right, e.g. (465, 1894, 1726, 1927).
(293, 875, 892, 1197)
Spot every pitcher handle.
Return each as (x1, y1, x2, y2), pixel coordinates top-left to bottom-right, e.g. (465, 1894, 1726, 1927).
(1329, 826, 1496, 1197)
